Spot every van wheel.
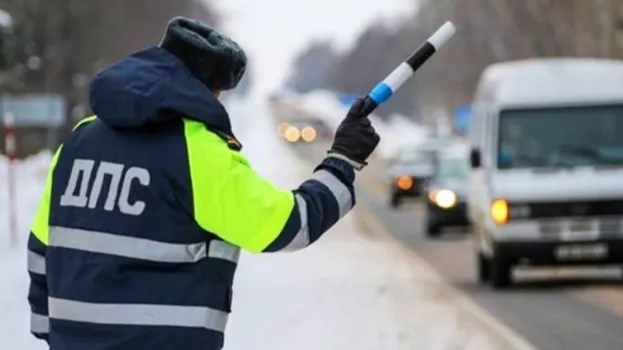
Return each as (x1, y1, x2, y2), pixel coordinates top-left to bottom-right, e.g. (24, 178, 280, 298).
(489, 255, 512, 289)
(477, 253, 490, 284)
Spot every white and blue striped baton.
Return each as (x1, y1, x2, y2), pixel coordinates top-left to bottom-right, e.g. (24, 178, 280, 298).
(359, 21, 457, 116)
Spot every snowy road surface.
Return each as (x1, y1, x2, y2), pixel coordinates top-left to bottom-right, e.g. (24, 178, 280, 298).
(227, 218, 498, 350)
(1, 98, 518, 349)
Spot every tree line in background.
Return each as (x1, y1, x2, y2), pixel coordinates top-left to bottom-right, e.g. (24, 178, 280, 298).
(0, 0, 226, 135)
(286, 0, 623, 122)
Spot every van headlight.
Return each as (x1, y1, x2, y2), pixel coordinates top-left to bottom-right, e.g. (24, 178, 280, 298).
(432, 189, 457, 209)
(490, 199, 509, 225)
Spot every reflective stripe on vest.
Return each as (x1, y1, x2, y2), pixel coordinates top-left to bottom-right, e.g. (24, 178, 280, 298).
(49, 226, 240, 263)
(30, 312, 49, 334)
(27, 250, 46, 275)
(279, 195, 310, 251)
(48, 297, 228, 332)
(310, 169, 352, 218)
(276, 170, 351, 252)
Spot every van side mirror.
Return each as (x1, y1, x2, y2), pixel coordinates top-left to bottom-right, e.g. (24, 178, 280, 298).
(470, 148, 481, 168)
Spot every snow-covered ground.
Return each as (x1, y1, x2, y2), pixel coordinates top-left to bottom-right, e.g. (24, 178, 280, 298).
(0, 151, 49, 350)
(0, 98, 507, 350)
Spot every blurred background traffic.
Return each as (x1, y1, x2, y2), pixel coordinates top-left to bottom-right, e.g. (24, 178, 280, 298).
(2, 1, 623, 349)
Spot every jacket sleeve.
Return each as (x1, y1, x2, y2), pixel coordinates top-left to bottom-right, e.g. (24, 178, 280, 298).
(186, 127, 355, 253)
(261, 156, 356, 252)
(27, 146, 63, 342)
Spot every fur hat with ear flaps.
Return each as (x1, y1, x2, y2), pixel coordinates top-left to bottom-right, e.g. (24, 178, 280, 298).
(160, 17, 247, 91)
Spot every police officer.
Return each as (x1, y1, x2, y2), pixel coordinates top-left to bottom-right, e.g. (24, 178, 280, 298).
(27, 17, 380, 350)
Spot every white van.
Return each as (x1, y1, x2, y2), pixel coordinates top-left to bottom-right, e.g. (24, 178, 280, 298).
(467, 58, 623, 288)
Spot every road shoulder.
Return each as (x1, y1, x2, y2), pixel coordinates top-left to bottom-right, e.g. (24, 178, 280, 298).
(352, 194, 537, 350)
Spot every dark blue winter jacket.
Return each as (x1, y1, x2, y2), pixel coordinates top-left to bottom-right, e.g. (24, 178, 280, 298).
(26, 46, 356, 350)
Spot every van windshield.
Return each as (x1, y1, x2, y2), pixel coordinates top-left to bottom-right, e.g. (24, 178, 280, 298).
(497, 105, 623, 169)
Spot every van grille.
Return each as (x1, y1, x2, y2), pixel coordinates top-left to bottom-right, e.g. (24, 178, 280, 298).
(538, 217, 623, 236)
(511, 199, 623, 220)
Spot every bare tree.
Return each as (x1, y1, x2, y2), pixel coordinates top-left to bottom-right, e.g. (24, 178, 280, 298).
(0, 0, 220, 155)
(311, 0, 623, 122)
(286, 40, 338, 93)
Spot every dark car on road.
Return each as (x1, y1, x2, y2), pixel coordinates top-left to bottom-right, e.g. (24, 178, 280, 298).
(386, 147, 435, 208)
(424, 151, 470, 236)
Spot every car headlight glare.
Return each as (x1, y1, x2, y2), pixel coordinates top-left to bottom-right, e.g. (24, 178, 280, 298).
(427, 189, 437, 203)
(301, 126, 317, 142)
(277, 122, 290, 136)
(434, 189, 457, 208)
(395, 175, 413, 190)
(284, 126, 300, 142)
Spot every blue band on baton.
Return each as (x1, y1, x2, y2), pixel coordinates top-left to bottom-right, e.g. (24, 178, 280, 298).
(368, 83, 394, 104)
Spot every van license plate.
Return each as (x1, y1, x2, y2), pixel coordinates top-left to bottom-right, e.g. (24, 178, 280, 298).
(555, 243, 608, 261)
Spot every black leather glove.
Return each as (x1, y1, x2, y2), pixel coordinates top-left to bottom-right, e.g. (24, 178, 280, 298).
(328, 98, 381, 170)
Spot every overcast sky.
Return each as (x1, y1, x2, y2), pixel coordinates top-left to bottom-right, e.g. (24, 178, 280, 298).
(210, 0, 414, 96)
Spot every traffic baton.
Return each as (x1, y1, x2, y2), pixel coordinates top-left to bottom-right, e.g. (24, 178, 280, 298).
(359, 21, 456, 116)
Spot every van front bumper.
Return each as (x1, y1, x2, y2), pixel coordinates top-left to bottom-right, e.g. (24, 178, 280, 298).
(494, 239, 623, 266)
